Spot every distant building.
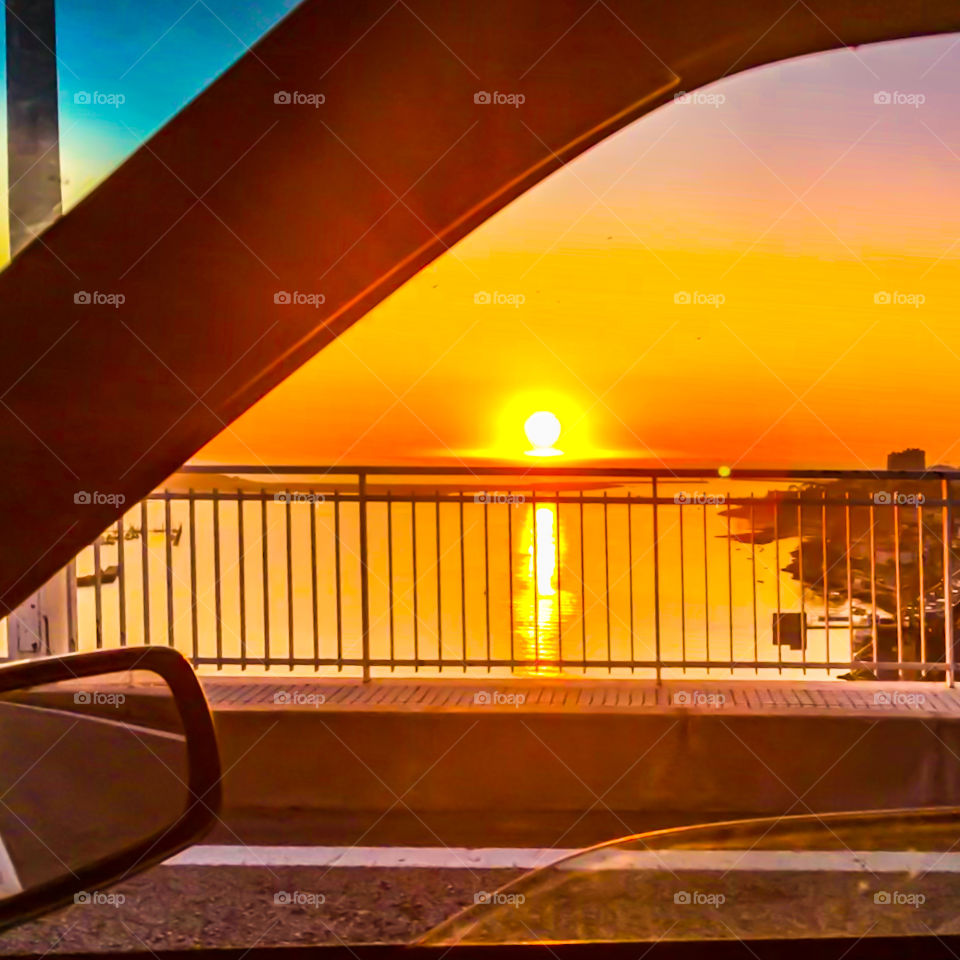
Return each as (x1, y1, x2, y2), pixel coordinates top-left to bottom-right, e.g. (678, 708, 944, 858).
(887, 448, 925, 471)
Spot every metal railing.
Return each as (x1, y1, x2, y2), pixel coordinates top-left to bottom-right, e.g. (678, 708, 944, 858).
(72, 466, 960, 683)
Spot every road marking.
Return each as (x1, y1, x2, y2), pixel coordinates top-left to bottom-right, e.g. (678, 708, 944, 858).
(163, 846, 960, 873)
(165, 846, 577, 868)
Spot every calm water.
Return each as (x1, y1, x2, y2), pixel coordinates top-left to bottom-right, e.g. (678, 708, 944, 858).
(69, 480, 854, 680)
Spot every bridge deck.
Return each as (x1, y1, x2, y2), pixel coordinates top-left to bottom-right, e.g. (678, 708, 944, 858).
(199, 676, 960, 716)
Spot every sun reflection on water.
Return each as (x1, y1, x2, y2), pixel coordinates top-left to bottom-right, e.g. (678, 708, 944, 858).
(514, 503, 574, 676)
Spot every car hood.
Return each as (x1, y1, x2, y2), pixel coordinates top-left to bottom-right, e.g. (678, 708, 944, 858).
(419, 806, 960, 944)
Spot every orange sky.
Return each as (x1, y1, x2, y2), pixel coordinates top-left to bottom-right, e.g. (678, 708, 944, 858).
(195, 35, 960, 471)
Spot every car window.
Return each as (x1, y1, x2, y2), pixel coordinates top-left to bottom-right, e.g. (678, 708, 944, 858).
(4, 17, 960, 957)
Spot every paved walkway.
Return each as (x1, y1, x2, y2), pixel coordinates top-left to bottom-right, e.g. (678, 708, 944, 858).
(199, 676, 960, 717)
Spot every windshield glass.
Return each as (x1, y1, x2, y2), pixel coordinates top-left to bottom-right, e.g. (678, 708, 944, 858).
(4, 10, 960, 957)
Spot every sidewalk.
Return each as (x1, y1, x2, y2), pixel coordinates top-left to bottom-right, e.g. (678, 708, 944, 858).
(200, 675, 960, 718)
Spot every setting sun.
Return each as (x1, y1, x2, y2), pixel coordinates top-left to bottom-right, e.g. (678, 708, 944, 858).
(524, 411, 563, 457)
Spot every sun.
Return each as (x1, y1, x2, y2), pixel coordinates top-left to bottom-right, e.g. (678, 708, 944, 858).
(524, 411, 563, 457)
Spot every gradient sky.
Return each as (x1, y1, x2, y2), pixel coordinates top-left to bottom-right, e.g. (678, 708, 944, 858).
(193, 32, 960, 471)
(6, 17, 960, 471)
(55, 0, 299, 208)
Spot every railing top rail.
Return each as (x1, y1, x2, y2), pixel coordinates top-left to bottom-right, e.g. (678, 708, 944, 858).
(148, 489, 960, 509)
(177, 464, 960, 480)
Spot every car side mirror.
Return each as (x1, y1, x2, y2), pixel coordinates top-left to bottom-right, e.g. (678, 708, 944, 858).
(0, 646, 221, 930)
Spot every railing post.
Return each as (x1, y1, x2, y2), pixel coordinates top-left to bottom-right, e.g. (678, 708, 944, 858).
(93, 535, 103, 649)
(141, 500, 150, 645)
(165, 490, 174, 648)
(652, 477, 661, 684)
(359, 471, 371, 682)
(943, 477, 954, 688)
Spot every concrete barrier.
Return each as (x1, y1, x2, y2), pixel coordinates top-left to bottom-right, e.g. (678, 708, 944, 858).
(212, 708, 960, 819)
